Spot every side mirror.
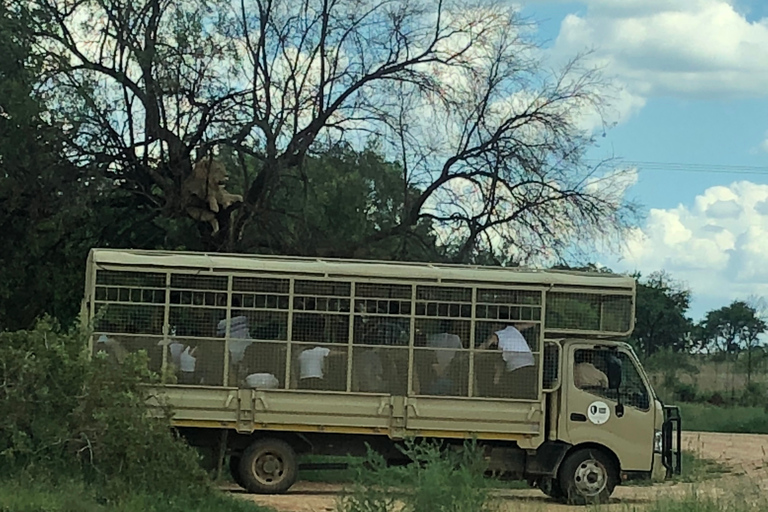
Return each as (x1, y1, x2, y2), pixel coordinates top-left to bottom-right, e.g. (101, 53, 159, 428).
(606, 353, 622, 391)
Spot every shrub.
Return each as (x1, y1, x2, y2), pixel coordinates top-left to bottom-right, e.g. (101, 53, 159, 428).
(0, 317, 210, 499)
(672, 382, 698, 402)
(336, 439, 497, 512)
(739, 382, 767, 408)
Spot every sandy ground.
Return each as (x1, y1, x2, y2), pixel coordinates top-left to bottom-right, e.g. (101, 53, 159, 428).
(231, 432, 768, 512)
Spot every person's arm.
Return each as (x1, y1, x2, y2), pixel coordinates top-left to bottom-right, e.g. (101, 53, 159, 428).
(478, 333, 498, 350)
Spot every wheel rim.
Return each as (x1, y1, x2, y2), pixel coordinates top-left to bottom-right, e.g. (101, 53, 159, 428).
(250, 450, 286, 486)
(573, 458, 607, 497)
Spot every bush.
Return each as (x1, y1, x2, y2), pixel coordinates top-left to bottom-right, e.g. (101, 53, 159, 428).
(0, 317, 210, 500)
(336, 439, 498, 512)
(739, 382, 767, 408)
(672, 382, 698, 402)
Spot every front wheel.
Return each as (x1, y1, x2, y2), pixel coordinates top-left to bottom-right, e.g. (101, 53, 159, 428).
(238, 438, 298, 494)
(557, 448, 617, 505)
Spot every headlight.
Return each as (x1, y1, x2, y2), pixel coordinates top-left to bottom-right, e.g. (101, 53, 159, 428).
(654, 430, 663, 453)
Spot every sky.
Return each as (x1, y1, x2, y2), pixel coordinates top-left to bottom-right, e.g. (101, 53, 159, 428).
(516, 0, 768, 321)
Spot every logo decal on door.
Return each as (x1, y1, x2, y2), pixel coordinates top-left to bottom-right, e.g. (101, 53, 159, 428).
(587, 401, 610, 425)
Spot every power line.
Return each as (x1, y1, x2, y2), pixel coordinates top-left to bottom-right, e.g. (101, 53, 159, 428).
(586, 159, 768, 176)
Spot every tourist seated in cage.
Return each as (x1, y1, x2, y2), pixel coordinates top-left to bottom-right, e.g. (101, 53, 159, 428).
(162, 334, 201, 385)
(477, 322, 538, 399)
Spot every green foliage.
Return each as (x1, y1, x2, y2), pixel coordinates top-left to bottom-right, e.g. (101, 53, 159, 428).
(336, 440, 497, 512)
(631, 271, 694, 357)
(222, 143, 441, 260)
(697, 301, 766, 355)
(0, 479, 269, 512)
(0, 317, 211, 500)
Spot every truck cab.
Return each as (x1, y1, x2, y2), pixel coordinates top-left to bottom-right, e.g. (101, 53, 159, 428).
(538, 339, 680, 502)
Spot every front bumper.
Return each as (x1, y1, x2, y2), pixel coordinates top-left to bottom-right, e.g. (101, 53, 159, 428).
(661, 405, 682, 477)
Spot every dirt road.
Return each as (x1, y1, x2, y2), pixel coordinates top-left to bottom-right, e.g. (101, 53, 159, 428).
(233, 432, 768, 512)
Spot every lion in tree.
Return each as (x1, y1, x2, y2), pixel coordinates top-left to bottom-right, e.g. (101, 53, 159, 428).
(181, 157, 243, 234)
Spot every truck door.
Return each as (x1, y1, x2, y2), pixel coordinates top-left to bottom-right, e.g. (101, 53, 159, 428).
(562, 345, 654, 472)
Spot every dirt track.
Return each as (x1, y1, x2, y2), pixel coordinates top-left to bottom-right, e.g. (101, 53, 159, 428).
(232, 432, 768, 511)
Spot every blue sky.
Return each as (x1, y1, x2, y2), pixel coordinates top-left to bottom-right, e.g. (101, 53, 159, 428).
(516, 0, 768, 321)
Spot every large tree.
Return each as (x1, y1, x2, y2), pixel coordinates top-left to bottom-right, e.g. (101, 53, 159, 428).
(699, 300, 767, 386)
(0, 3, 98, 329)
(30, 0, 638, 260)
(631, 271, 693, 358)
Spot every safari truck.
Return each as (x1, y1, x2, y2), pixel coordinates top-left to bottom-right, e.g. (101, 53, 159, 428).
(81, 248, 681, 505)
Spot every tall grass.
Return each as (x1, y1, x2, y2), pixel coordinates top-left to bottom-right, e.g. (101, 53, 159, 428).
(678, 403, 768, 434)
(641, 484, 768, 512)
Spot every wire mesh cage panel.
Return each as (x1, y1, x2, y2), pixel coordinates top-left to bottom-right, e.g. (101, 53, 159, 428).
(292, 313, 350, 344)
(171, 273, 228, 291)
(412, 347, 470, 397)
(96, 270, 166, 288)
(169, 306, 227, 338)
(351, 345, 410, 396)
(415, 286, 472, 319)
(353, 315, 410, 346)
(93, 301, 165, 335)
(290, 342, 348, 392)
(232, 276, 290, 310)
(163, 337, 225, 386)
(473, 353, 540, 400)
(544, 292, 633, 334)
(236, 341, 288, 390)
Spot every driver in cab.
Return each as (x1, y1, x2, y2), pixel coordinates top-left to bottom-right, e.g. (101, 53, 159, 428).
(574, 350, 609, 389)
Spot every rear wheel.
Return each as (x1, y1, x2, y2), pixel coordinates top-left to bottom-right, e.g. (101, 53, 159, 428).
(557, 448, 617, 505)
(238, 438, 298, 494)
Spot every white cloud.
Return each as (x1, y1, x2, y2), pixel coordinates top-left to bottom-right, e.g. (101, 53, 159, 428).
(612, 181, 768, 319)
(552, 0, 768, 99)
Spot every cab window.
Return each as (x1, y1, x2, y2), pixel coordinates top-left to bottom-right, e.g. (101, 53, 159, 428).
(573, 349, 650, 411)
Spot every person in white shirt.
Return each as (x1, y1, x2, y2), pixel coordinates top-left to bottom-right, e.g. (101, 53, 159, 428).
(297, 346, 332, 390)
(178, 344, 198, 384)
(478, 322, 537, 398)
(216, 314, 253, 365)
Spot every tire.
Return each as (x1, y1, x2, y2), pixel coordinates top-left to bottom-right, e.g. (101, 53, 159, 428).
(229, 455, 247, 489)
(557, 448, 617, 506)
(238, 438, 298, 494)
